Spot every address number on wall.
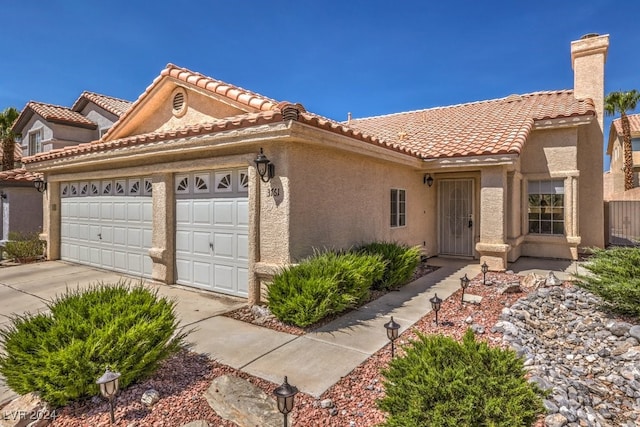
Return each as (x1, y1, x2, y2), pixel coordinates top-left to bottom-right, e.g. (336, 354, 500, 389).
(267, 187, 280, 197)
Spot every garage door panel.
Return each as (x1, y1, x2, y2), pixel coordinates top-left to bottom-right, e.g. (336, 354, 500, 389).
(113, 227, 127, 245)
(213, 201, 234, 226)
(213, 233, 234, 258)
(143, 229, 152, 247)
(193, 232, 212, 256)
(113, 203, 126, 220)
(237, 268, 248, 295)
(128, 228, 142, 247)
(100, 227, 113, 244)
(101, 249, 113, 268)
(193, 202, 211, 224)
(89, 225, 101, 243)
(193, 262, 212, 287)
(143, 203, 152, 222)
(128, 254, 143, 274)
(90, 247, 101, 265)
(127, 203, 141, 222)
(176, 259, 191, 282)
(214, 265, 234, 291)
(237, 235, 248, 261)
(237, 200, 249, 227)
(90, 202, 100, 219)
(101, 203, 113, 220)
(176, 230, 191, 253)
(176, 202, 191, 224)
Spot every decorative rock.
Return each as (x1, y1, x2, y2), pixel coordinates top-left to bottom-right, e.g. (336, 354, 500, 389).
(498, 282, 522, 294)
(204, 375, 284, 427)
(251, 305, 272, 318)
(545, 413, 568, 427)
(180, 421, 210, 427)
(629, 325, 640, 342)
(0, 393, 51, 427)
(608, 321, 633, 337)
(521, 272, 546, 289)
(545, 271, 563, 287)
(329, 408, 338, 416)
(470, 324, 485, 334)
(141, 389, 160, 407)
(320, 399, 334, 409)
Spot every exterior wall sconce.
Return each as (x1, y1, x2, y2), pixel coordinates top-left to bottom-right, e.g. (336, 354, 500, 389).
(0, 191, 6, 200)
(384, 316, 401, 357)
(34, 178, 47, 193)
(423, 173, 434, 187)
(96, 367, 121, 424)
(481, 261, 489, 285)
(430, 293, 443, 325)
(274, 376, 298, 427)
(460, 273, 470, 303)
(254, 148, 275, 183)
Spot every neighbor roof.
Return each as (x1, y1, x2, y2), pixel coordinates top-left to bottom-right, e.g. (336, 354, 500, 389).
(0, 168, 38, 182)
(13, 101, 97, 132)
(611, 113, 640, 136)
(347, 91, 596, 159)
(72, 91, 132, 117)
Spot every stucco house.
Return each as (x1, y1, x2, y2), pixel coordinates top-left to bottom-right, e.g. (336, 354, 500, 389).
(604, 113, 640, 199)
(23, 34, 608, 304)
(0, 93, 131, 241)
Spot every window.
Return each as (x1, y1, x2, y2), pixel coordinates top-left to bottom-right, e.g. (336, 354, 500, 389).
(99, 127, 110, 138)
(28, 130, 42, 155)
(390, 189, 406, 227)
(632, 138, 640, 152)
(528, 180, 564, 235)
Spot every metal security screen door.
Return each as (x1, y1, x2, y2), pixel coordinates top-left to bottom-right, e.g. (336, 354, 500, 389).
(439, 179, 474, 256)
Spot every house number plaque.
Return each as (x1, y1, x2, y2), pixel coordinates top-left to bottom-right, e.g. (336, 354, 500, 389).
(267, 187, 280, 197)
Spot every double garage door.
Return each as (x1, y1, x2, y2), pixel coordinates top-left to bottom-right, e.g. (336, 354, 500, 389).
(61, 179, 153, 278)
(60, 170, 249, 298)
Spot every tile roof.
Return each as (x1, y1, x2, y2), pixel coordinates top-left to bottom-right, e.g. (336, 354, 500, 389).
(612, 113, 640, 136)
(14, 101, 97, 131)
(347, 90, 595, 158)
(72, 91, 132, 117)
(24, 105, 419, 164)
(0, 168, 38, 182)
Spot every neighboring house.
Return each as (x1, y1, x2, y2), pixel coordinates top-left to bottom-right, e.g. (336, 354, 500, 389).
(23, 34, 608, 304)
(604, 113, 640, 199)
(0, 93, 131, 240)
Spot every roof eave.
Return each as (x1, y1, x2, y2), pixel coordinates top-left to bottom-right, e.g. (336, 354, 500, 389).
(532, 114, 594, 130)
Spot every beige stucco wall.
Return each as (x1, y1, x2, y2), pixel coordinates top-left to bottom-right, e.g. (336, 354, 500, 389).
(284, 142, 432, 261)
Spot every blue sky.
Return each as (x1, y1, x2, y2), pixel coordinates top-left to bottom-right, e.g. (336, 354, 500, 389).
(2, 1, 639, 170)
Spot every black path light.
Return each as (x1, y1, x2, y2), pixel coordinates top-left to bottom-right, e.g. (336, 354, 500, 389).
(384, 316, 401, 358)
(460, 273, 470, 303)
(430, 293, 443, 325)
(254, 148, 275, 183)
(274, 376, 298, 427)
(96, 367, 121, 425)
(481, 261, 489, 285)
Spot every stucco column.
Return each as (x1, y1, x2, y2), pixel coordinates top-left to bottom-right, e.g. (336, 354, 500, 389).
(507, 172, 522, 240)
(148, 173, 175, 284)
(565, 175, 581, 259)
(247, 166, 260, 305)
(475, 166, 510, 270)
(43, 181, 60, 260)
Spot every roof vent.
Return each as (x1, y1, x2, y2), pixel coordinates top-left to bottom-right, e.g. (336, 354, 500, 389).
(580, 33, 600, 39)
(281, 104, 300, 121)
(171, 88, 187, 117)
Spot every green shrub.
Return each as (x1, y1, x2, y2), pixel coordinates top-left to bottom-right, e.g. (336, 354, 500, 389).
(576, 247, 640, 318)
(267, 251, 385, 327)
(4, 231, 45, 262)
(378, 329, 545, 427)
(0, 281, 187, 407)
(357, 242, 421, 290)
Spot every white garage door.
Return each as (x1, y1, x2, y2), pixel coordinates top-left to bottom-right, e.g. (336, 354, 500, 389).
(175, 170, 249, 297)
(61, 178, 153, 278)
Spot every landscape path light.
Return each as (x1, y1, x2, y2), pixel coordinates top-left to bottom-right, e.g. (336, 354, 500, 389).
(274, 376, 298, 427)
(481, 261, 489, 285)
(460, 273, 470, 303)
(96, 367, 121, 425)
(430, 293, 443, 325)
(384, 316, 401, 358)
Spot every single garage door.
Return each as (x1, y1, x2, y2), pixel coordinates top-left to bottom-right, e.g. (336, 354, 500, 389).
(61, 178, 153, 278)
(175, 170, 249, 297)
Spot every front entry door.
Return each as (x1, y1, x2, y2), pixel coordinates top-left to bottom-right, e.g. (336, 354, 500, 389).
(439, 179, 474, 256)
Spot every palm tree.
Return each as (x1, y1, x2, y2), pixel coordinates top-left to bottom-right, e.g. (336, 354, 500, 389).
(0, 107, 20, 171)
(605, 90, 640, 191)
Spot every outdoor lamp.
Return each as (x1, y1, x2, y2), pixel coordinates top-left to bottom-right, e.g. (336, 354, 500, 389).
(481, 261, 489, 285)
(274, 376, 298, 427)
(430, 293, 443, 325)
(96, 367, 121, 424)
(254, 148, 275, 183)
(460, 273, 470, 303)
(33, 178, 47, 193)
(384, 316, 401, 358)
(424, 173, 434, 187)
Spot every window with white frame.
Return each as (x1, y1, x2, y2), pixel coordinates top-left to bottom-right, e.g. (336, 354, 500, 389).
(528, 180, 565, 235)
(390, 189, 406, 227)
(28, 130, 42, 155)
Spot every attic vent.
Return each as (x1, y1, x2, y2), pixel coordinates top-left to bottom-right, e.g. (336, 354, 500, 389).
(171, 88, 187, 117)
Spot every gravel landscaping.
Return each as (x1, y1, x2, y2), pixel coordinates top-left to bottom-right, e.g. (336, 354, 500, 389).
(17, 267, 639, 426)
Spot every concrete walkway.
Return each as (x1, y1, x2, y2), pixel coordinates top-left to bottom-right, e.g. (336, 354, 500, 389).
(0, 257, 582, 406)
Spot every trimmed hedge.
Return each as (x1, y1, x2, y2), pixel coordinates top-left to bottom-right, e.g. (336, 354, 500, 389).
(357, 242, 421, 290)
(4, 231, 44, 262)
(267, 251, 386, 327)
(0, 281, 187, 407)
(378, 329, 545, 426)
(576, 247, 640, 318)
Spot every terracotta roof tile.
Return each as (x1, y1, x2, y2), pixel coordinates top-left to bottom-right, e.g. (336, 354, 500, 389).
(16, 101, 97, 130)
(612, 113, 640, 136)
(0, 168, 39, 182)
(347, 90, 595, 159)
(72, 91, 132, 117)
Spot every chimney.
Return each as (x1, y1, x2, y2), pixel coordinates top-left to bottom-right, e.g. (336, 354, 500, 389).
(571, 33, 609, 131)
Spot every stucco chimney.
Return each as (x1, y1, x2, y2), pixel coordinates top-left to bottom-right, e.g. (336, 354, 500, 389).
(571, 33, 609, 130)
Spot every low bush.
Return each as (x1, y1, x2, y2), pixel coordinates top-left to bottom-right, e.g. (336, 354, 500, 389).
(0, 281, 187, 407)
(4, 231, 45, 262)
(357, 242, 421, 290)
(378, 329, 545, 426)
(576, 247, 640, 318)
(267, 251, 386, 327)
